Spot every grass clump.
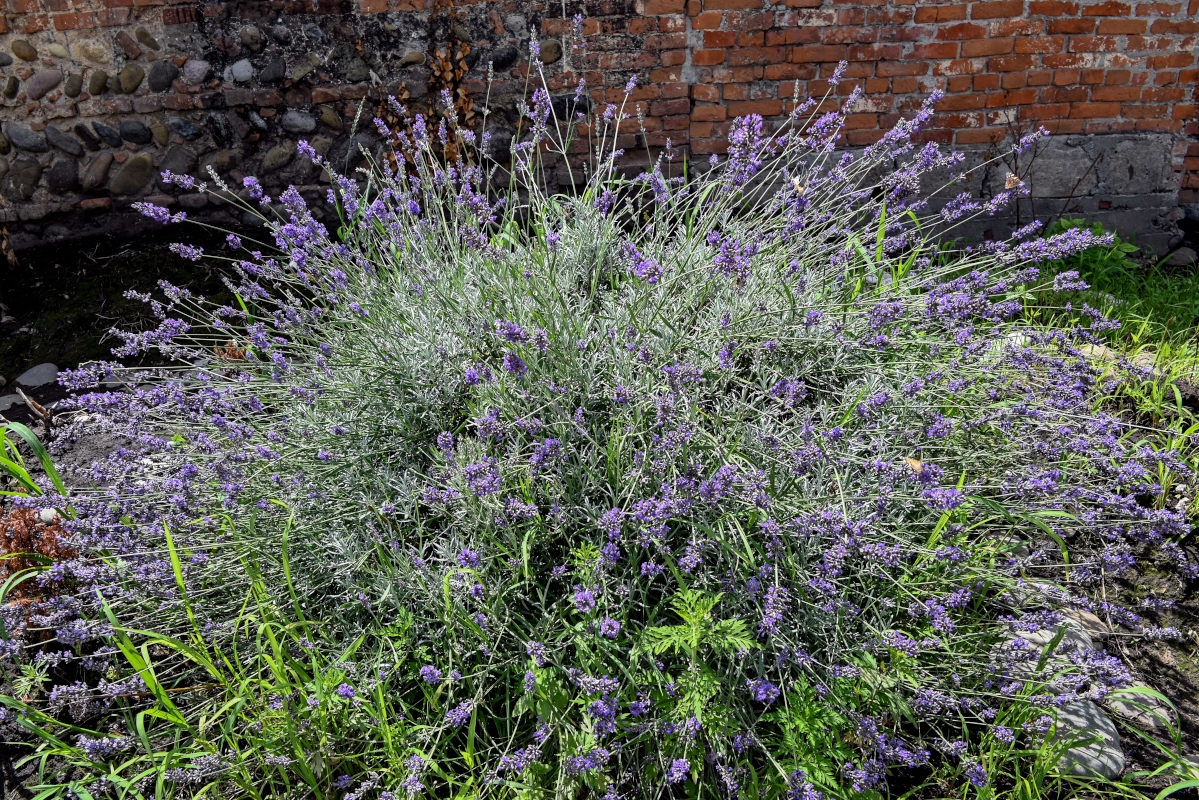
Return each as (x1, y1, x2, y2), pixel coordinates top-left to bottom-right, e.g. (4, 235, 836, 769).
(2, 70, 1195, 799)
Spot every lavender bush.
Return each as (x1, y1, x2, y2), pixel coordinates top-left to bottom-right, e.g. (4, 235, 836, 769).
(2, 63, 1194, 799)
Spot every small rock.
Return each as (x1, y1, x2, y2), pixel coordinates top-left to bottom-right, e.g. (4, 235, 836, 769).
(81, 152, 114, 192)
(151, 121, 168, 146)
(0, 132, 9, 155)
(88, 70, 109, 95)
(46, 43, 69, 59)
(147, 60, 179, 92)
(25, 70, 63, 101)
(167, 117, 200, 139)
(1054, 701, 1125, 780)
(310, 135, 333, 156)
(6, 125, 49, 153)
(1062, 609, 1111, 641)
(38, 509, 58, 524)
(491, 45, 517, 70)
(74, 39, 109, 64)
(157, 145, 197, 190)
(182, 59, 211, 86)
(0, 53, 11, 67)
(230, 58, 253, 83)
(340, 56, 370, 82)
(539, 38, 562, 64)
(261, 140, 296, 172)
(1103, 685, 1177, 735)
(116, 64, 145, 94)
(303, 24, 323, 42)
(108, 152, 155, 195)
(259, 55, 286, 83)
(5, 159, 41, 200)
(63, 73, 83, 97)
(3, 76, 17, 99)
(0, 395, 24, 413)
(119, 119, 153, 144)
(239, 26, 264, 52)
(11, 40, 37, 62)
(46, 126, 83, 156)
(290, 53, 321, 82)
(15, 363, 59, 388)
(398, 49, 425, 67)
(46, 159, 78, 193)
(280, 110, 316, 134)
(134, 27, 160, 51)
(92, 122, 122, 147)
(1165, 247, 1197, 268)
(317, 105, 342, 130)
(269, 24, 291, 43)
(201, 148, 242, 175)
(114, 31, 142, 60)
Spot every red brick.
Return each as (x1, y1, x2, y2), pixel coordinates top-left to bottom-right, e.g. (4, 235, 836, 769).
(1069, 35, 1121, 50)
(1092, 85, 1141, 100)
(1002, 71, 1029, 88)
(692, 49, 725, 65)
(1080, 68, 1105, 83)
(1052, 68, 1080, 84)
(972, 0, 1025, 18)
(692, 104, 727, 121)
(892, 76, 921, 92)
(956, 127, 1006, 143)
(639, 0, 685, 13)
(1048, 18, 1096, 33)
(704, 30, 735, 47)
(660, 49, 686, 66)
(1081, 0, 1131, 13)
(692, 10, 722, 28)
(936, 23, 988, 39)
(728, 99, 784, 116)
(937, 92, 988, 110)
(1097, 18, 1147, 33)
(962, 38, 1014, 56)
(1044, 85, 1089, 101)
(789, 44, 846, 62)
(1029, 0, 1078, 12)
(702, 0, 760, 8)
(1069, 101, 1121, 117)
(909, 42, 958, 58)
(877, 60, 929, 76)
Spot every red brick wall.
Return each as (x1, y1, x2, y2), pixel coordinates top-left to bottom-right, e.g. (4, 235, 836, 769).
(1, 0, 1196, 247)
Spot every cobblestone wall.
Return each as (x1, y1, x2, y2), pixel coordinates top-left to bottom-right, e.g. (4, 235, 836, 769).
(0, 0, 1196, 252)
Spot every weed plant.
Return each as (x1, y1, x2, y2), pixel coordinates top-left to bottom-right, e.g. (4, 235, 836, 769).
(2, 61, 1196, 799)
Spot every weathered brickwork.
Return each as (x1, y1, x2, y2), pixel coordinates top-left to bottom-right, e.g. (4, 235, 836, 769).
(0, 0, 1196, 250)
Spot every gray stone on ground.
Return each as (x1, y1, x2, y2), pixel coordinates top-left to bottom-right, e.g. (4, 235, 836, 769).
(0, 395, 25, 413)
(7, 125, 48, 153)
(74, 123, 101, 151)
(63, 73, 83, 97)
(0, 53, 10, 67)
(46, 43, 68, 59)
(15, 363, 59, 388)
(1164, 247, 1197, 268)
(1102, 685, 1177, 736)
(3, 76, 17, 98)
(26, 70, 63, 100)
(182, 59, 210, 85)
(0, 131, 8, 154)
(46, 126, 83, 156)
(109, 152, 155, 195)
(157, 145, 197, 190)
(398, 49, 425, 67)
(1054, 701, 1125, 779)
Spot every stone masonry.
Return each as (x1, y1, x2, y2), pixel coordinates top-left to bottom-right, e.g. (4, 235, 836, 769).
(0, 0, 1196, 252)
